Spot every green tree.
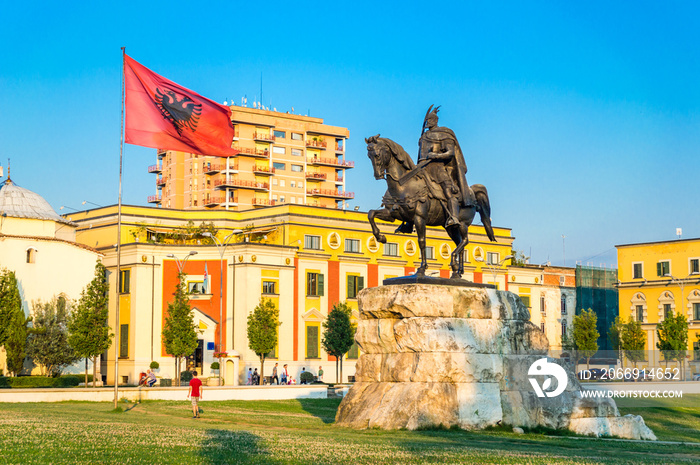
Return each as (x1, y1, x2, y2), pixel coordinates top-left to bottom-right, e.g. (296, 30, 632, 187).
(322, 302, 356, 384)
(560, 328, 578, 373)
(0, 270, 30, 376)
(608, 316, 624, 362)
(68, 261, 112, 387)
(510, 249, 530, 266)
(162, 273, 198, 387)
(573, 308, 599, 370)
(246, 298, 280, 385)
(26, 296, 78, 376)
(656, 310, 688, 374)
(621, 317, 646, 368)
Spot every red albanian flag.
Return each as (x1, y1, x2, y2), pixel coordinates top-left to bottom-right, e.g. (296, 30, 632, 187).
(124, 54, 238, 157)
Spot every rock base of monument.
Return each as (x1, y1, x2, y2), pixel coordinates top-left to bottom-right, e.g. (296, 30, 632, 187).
(335, 284, 656, 441)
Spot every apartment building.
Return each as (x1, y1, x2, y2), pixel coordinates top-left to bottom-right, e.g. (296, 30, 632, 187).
(148, 106, 352, 211)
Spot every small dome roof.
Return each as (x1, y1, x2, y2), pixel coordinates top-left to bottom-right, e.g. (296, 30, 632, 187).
(0, 180, 73, 225)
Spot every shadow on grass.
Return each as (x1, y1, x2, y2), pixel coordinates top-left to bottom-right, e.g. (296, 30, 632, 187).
(298, 398, 343, 424)
(198, 429, 279, 464)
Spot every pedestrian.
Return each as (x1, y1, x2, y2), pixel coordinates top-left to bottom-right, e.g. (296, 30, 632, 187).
(318, 366, 324, 382)
(247, 368, 253, 385)
(300, 367, 306, 384)
(281, 364, 288, 385)
(252, 368, 260, 385)
(187, 371, 202, 419)
(272, 363, 279, 385)
(147, 369, 157, 387)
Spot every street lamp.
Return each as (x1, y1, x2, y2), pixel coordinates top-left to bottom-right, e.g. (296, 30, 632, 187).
(476, 254, 514, 288)
(202, 230, 243, 385)
(664, 272, 699, 318)
(167, 251, 198, 274)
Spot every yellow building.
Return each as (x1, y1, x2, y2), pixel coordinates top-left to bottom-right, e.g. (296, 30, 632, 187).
(617, 238, 700, 369)
(69, 204, 513, 385)
(148, 106, 352, 211)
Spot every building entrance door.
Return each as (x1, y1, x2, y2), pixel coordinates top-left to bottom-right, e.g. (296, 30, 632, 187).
(187, 339, 204, 373)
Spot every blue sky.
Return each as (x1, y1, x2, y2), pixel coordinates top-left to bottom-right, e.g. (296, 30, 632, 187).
(2, 1, 698, 267)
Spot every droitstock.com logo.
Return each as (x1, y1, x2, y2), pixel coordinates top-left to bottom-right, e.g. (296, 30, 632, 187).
(528, 358, 568, 398)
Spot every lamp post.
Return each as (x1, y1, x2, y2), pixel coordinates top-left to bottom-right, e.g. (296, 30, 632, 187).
(476, 254, 514, 288)
(202, 230, 243, 385)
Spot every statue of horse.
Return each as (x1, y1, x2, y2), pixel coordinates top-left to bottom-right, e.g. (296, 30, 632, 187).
(365, 135, 496, 278)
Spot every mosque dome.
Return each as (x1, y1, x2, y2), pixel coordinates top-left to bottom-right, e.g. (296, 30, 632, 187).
(0, 179, 73, 225)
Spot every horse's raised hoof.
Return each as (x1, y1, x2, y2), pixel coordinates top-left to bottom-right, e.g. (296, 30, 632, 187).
(378, 234, 387, 244)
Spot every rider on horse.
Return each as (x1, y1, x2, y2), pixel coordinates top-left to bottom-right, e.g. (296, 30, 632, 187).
(418, 106, 476, 227)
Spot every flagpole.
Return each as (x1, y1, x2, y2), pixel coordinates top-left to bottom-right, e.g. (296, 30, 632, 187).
(114, 47, 125, 410)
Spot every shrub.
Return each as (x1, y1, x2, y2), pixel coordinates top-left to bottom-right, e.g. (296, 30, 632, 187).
(300, 371, 314, 384)
(0, 375, 93, 389)
(159, 378, 172, 387)
(210, 362, 220, 370)
(149, 361, 160, 370)
(180, 371, 194, 383)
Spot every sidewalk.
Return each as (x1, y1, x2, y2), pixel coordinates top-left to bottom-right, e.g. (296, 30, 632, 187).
(0, 384, 328, 403)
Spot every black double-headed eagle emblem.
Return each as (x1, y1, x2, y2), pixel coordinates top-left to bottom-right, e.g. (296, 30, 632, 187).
(155, 88, 202, 135)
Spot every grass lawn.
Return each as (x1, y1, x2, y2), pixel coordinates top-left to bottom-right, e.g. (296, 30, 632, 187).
(1, 395, 700, 464)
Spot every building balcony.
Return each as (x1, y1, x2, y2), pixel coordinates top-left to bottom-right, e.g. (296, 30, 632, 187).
(306, 188, 354, 199)
(306, 139, 327, 149)
(236, 147, 270, 159)
(232, 128, 239, 140)
(335, 143, 344, 152)
(252, 198, 276, 207)
(204, 196, 226, 207)
(307, 157, 354, 168)
(253, 132, 275, 142)
(203, 163, 224, 174)
(214, 179, 269, 191)
(157, 150, 167, 158)
(147, 194, 162, 204)
(253, 165, 275, 176)
(305, 171, 327, 181)
(156, 177, 167, 186)
(335, 174, 344, 183)
(305, 201, 345, 209)
(148, 164, 163, 173)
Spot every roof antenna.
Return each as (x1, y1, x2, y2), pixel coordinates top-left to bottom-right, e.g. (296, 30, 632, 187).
(6, 158, 11, 183)
(260, 72, 263, 109)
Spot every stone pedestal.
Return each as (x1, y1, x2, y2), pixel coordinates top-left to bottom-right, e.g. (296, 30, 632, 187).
(335, 284, 656, 440)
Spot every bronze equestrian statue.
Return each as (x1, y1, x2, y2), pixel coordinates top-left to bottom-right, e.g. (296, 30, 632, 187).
(366, 106, 496, 279)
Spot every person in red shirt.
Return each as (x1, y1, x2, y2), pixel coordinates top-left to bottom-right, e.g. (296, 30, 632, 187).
(187, 371, 203, 419)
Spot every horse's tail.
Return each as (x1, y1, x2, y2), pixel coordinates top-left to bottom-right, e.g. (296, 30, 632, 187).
(472, 184, 496, 242)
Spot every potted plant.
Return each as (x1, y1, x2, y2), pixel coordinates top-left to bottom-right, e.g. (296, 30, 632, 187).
(149, 361, 160, 371)
(210, 361, 220, 375)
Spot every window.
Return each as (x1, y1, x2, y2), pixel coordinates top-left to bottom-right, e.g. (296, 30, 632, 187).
(272, 146, 285, 155)
(347, 275, 365, 299)
(291, 148, 303, 156)
(561, 296, 567, 314)
(691, 259, 700, 274)
(119, 324, 129, 358)
(694, 303, 700, 320)
(188, 281, 205, 294)
(540, 296, 546, 316)
(26, 248, 36, 263)
(273, 130, 285, 139)
(306, 324, 319, 358)
(291, 181, 296, 188)
(637, 305, 645, 322)
(345, 238, 360, 253)
(272, 178, 278, 186)
(384, 242, 399, 257)
(304, 235, 321, 250)
(562, 320, 567, 337)
(273, 162, 285, 170)
(306, 272, 324, 296)
(279, 195, 285, 203)
(657, 261, 670, 277)
(633, 263, 643, 279)
(540, 322, 545, 332)
(119, 269, 131, 294)
(695, 342, 700, 361)
(424, 247, 435, 260)
(291, 132, 303, 141)
(347, 341, 359, 359)
(262, 281, 277, 295)
(487, 252, 499, 265)
(520, 296, 531, 308)
(664, 304, 672, 319)
(291, 164, 303, 172)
